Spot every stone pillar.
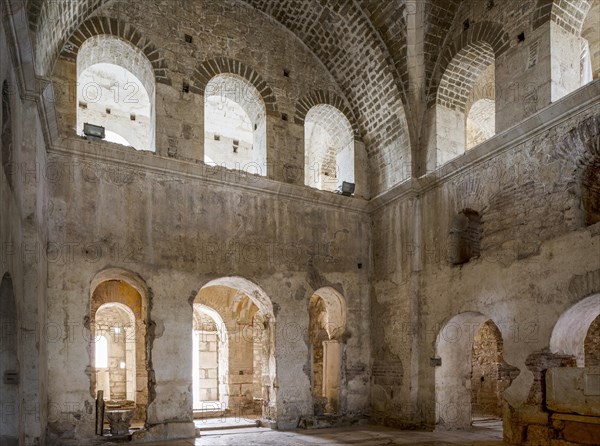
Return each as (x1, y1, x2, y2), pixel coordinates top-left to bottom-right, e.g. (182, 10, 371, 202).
(266, 115, 304, 185)
(354, 140, 369, 200)
(322, 340, 342, 414)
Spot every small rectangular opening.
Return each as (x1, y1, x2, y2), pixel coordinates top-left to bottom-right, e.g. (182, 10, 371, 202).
(105, 108, 111, 114)
(79, 101, 87, 109)
(130, 113, 136, 121)
(463, 19, 470, 31)
(283, 69, 290, 77)
(282, 113, 288, 121)
(184, 34, 193, 43)
(518, 32, 525, 42)
(214, 134, 221, 141)
(182, 82, 190, 93)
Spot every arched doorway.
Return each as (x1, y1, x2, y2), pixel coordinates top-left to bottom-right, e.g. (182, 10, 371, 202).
(94, 303, 137, 403)
(550, 294, 600, 366)
(89, 269, 150, 425)
(192, 304, 229, 411)
(435, 312, 517, 429)
(308, 287, 347, 415)
(0, 273, 18, 444)
(193, 277, 276, 422)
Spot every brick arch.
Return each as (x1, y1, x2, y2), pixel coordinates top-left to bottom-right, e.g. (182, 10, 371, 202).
(192, 58, 279, 116)
(59, 16, 171, 86)
(428, 21, 510, 108)
(533, 0, 594, 35)
(294, 90, 360, 140)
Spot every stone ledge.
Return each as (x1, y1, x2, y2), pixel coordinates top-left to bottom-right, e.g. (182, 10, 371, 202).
(551, 413, 600, 425)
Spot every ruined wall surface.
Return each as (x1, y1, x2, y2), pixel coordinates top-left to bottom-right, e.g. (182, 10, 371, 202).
(0, 8, 49, 445)
(371, 84, 600, 439)
(45, 136, 372, 442)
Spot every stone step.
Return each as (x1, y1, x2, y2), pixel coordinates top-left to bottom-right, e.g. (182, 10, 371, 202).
(194, 418, 260, 436)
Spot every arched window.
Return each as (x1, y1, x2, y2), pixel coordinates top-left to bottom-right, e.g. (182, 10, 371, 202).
(77, 36, 155, 151)
(449, 209, 482, 265)
(581, 0, 599, 84)
(305, 105, 354, 192)
(436, 43, 495, 166)
(204, 74, 266, 175)
(2, 80, 13, 188)
(95, 335, 109, 369)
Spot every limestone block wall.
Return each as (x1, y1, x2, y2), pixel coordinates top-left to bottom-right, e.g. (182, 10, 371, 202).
(196, 331, 219, 402)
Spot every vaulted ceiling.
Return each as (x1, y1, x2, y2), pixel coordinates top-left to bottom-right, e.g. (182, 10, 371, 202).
(23, 0, 595, 184)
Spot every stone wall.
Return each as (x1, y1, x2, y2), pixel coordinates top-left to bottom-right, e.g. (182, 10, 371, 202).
(371, 85, 600, 440)
(0, 5, 49, 444)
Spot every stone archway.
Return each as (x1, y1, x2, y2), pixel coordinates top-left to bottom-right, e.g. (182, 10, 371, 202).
(550, 293, 600, 366)
(435, 312, 518, 429)
(89, 269, 151, 424)
(308, 287, 347, 415)
(194, 277, 277, 421)
(192, 304, 229, 411)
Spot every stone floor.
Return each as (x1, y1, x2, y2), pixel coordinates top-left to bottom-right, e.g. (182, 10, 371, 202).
(142, 424, 506, 445)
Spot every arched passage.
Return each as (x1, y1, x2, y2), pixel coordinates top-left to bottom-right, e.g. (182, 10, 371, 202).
(550, 294, 600, 366)
(94, 302, 136, 402)
(76, 35, 155, 151)
(192, 304, 229, 410)
(435, 312, 518, 429)
(585, 314, 600, 367)
(194, 277, 276, 421)
(90, 269, 151, 424)
(309, 287, 347, 415)
(304, 105, 355, 193)
(204, 74, 267, 174)
(0, 273, 18, 443)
